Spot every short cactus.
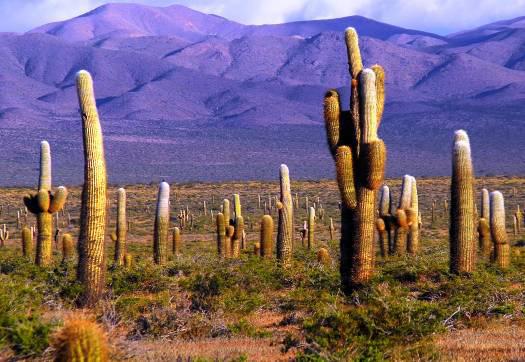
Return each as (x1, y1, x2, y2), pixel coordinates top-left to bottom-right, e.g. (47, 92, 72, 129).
(62, 233, 74, 263)
(253, 242, 261, 256)
(449, 130, 476, 274)
(317, 247, 331, 266)
(260, 215, 274, 259)
(75, 70, 107, 306)
(21, 226, 32, 258)
(0, 224, 8, 247)
(307, 207, 315, 249)
(153, 182, 170, 265)
(52, 318, 108, 362)
(114, 188, 127, 266)
(172, 227, 182, 256)
(276, 164, 294, 266)
(490, 191, 510, 268)
(24, 141, 68, 266)
(323, 28, 387, 289)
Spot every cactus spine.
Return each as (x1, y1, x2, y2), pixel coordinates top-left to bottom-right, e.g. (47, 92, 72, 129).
(153, 182, 170, 265)
(24, 141, 68, 266)
(324, 28, 386, 289)
(114, 188, 127, 266)
(490, 191, 510, 268)
(450, 130, 476, 274)
(307, 207, 315, 249)
(276, 164, 294, 266)
(260, 215, 274, 258)
(21, 226, 32, 259)
(216, 213, 226, 257)
(407, 176, 419, 254)
(76, 70, 107, 306)
(172, 227, 182, 255)
(52, 319, 108, 362)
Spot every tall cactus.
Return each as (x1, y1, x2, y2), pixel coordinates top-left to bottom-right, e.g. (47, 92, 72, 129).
(260, 215, 274, 258)
(223, 199, 231, 226)
(153, 182, 170, 265)
(324, 28, 386, 289)
(24, 141, 68, 266)
(490, 191, 510, 268)
(233, 194, 241, 220)
(450, 130, 476, 274)
(479, 188, 491, 255)
(276, 164, 294, 266)
(114, 188, 127, 266)
(407, 176, 419, 254)
(307, 207, 315, 249)
(76, 70, 107, 306)
(216, 213, 226, 257)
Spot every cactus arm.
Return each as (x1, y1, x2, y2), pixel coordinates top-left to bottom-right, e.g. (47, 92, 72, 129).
(344, 27, 363, 79)
(38, 140, 52, 191)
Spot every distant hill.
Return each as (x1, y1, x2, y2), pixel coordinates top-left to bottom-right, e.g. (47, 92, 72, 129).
(0, 2, 523, 185)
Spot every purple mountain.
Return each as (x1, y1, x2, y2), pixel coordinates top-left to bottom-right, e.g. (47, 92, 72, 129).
(0, 3, 523, 185)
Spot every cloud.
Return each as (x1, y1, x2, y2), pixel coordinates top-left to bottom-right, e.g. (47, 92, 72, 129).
(0, 0, 525, 34)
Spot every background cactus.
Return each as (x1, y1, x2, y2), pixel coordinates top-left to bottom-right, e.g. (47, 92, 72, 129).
(172, 227, 182, 256)
(260, 215, 274, 259)
(114, 188, 127, 266)
(233, 194, 241, 220)
(52, 319, 108, 362)
(515, 205, 522, 234)
(216, 213, 226, 257)
(62, 233, 74, 263)
(407, 176, 419, 254)
(153, 182, 170, 265)
(490, 191, 510, 268)
(324, 28, 386, 289)
(307, 206, 315, 249)
(75, 70, 107, 306)
(21, 226, 32, 259)
(450, 130, 476, 274)
(479, 188, 491, 255)
(24, 141, 68, 266)
(231, 215, 244, 258)
(393, 175, 412, 255)
(378, 185, 392, 256)
(223, 199, 231, 226)
(276, 164, 294, 266)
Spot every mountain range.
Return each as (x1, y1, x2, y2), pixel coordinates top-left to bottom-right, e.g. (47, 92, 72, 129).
(0, 2, 524, 185)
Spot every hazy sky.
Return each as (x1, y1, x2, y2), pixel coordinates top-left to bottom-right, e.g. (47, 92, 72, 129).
(1, 0, 524, 34)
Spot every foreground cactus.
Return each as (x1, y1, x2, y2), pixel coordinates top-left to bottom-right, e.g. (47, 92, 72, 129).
(260, 215, 274, 258)
(113, 188, 127, 266)
(24, 141, 68, 266)
(276, 164, 294, 266)
(490, 191, 510, 268)
(449, 130, 476, 274)
(153, 182, 170, 265)
(52, 319, 108, 362)
(76, 70, 108, 306)
(324, 28, 386, 289)
(21, 226, 33, 258)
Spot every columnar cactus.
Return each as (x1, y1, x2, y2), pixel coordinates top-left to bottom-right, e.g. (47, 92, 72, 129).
(76, 70, 107, 306)
(407, 176, 419, 254)
(21, 226, 32, 259)
(450, 130, 476, 274)
(223, 199, 231, 225)
(233, 194, 241, 220)
(216, 212, 226, 257)
(329, 217, 335, 241)
(113, 188, 127, 266)
(324, 28, 386, 289)
(276, 164, 294, 266)
(172, 227, 182, 256)
(307, 207, 315, 249)
(225, 225, 234, 257)
(62, 233, 74, 263)
(231, 215, 244, 258)
(393, 175, 412, 255)
(515, 205, 523, 234)
(153, 182, 170, 265)
(479, 188, 491, 255)
(52, 319, 108, 362)
(317, 247, 331, 266)
(260, 215, 274, 258)
(490, 191, 510, 268)
(377, 185, 392, 256)
(24, 141, 68, 266)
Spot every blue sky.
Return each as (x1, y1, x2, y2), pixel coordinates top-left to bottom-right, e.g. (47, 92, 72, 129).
(1, 0, 525, 34)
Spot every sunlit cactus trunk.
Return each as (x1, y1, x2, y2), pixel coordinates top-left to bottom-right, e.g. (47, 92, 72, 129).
(76, 70, 107, 306)
(276, 164, 293, 266)
(407, 176, 419, 254)
(260, 215, 274, 258)
(323, 28, 386, 290)
(153, 182, 170, 265)
(307, 207, 315, 249)
(490, 191, 510, 268)
(449, 130, 476, 274)
(114, 188, 127, 266)
(233, 194, 241, 221)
